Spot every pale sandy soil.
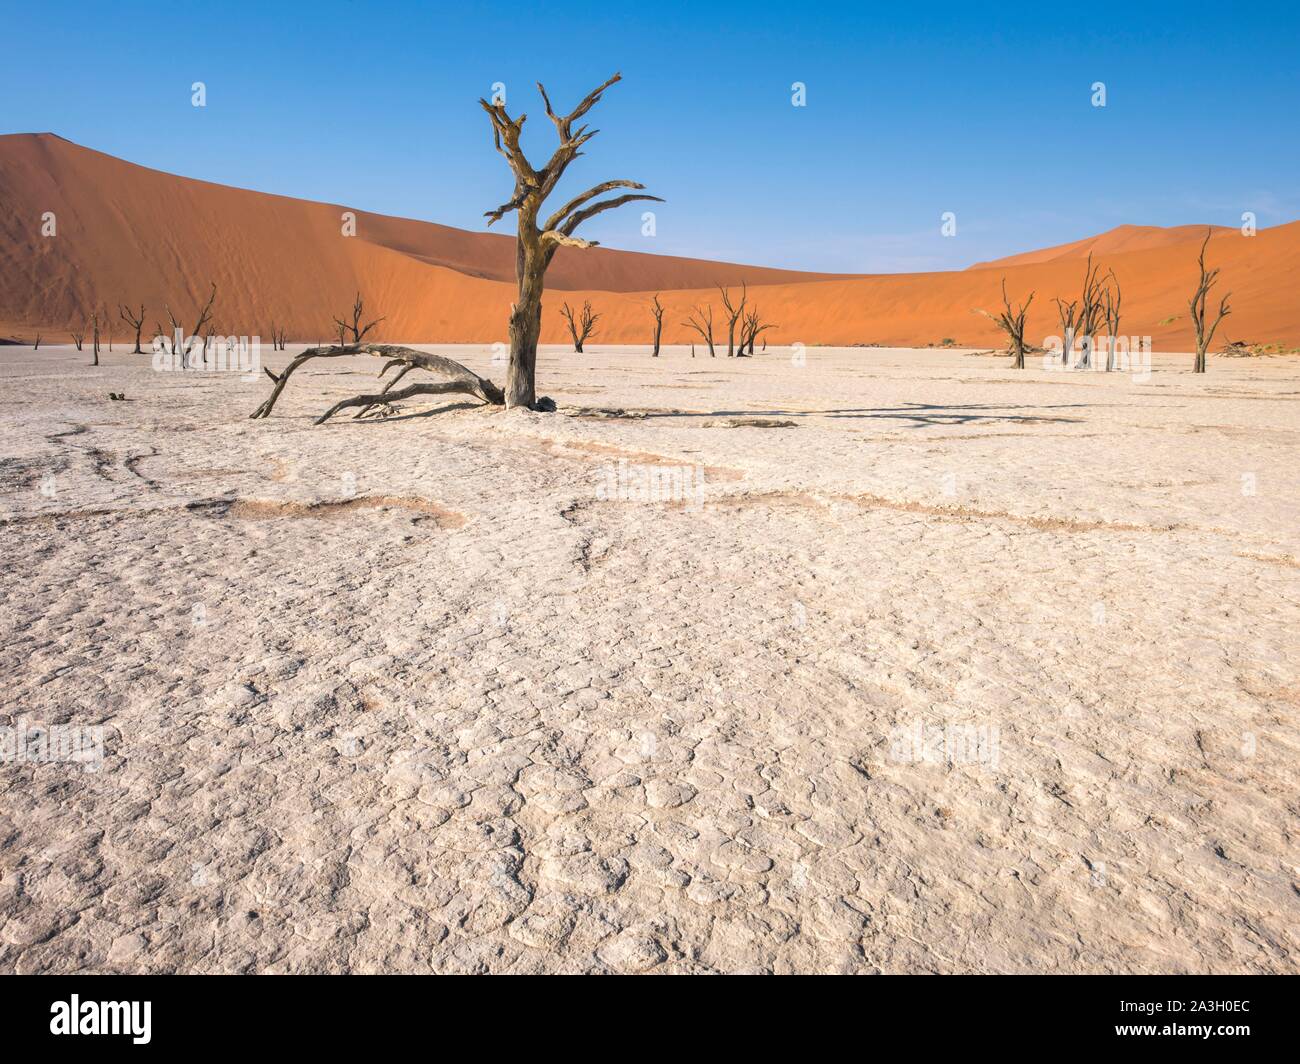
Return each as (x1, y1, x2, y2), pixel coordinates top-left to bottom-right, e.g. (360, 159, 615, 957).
(1, 343, 1297, 974)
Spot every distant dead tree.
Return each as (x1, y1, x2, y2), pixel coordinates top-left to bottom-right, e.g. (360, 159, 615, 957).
(560, 300, 599, 352)
(1189, 229, 1230, 373)
(71, 328, 85, 351)
(739, 306, 776, 355)
(1101, 271, 1122, 371)
(1053, 254, 1104, 369)
(976, 278, 1035, 369)
(160, 283, 217, 367)
(33, 333, 42, 350)
(269, 323, 288, 351)
(1051, 293, 1078, 368)
(91, 310, 101, 366)
(252, 74, 658, 422)
(1074, 255, 1106, 369)
(333, 293, 384, 346)
(683, 303, 717, 357)
(118, 303, 145, 354)
(649, 294, 665, 357)
(718, 283, 747, 356)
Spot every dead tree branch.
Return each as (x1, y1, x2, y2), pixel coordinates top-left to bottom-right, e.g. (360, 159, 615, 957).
(333, 292, 385, 345)
(650, 293, 665, 357)
(1189, 229, 1231, 373)
(718, 283, 747, 357)
(976, 278, 1035, 369)
(560, 300, 599, 352)
(738, 306, 776, 356)
(1101, 270, 1122, 371)
(683, 303, 717, 357)
(251, 344, 504, 421)
(164, 283, 217, 368)
(118, 302, 145, 354)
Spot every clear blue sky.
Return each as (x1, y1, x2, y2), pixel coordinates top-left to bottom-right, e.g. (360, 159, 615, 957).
(3, 0, 1297, 271)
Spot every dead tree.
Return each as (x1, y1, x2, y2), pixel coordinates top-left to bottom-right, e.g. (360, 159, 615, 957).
(739, 306, 776, 356)
(683, 304, 717, 357)
(560, 300, 599, 352)
(1050, 252, 1102, 369)
(1101, 271, 1122, 371)
(119, 303, 145, 354)
(252, 75, 657, 423)
(1052, 254, 1104, 369)
(334, 293, 385, 345)
(1073, 254, 1106, 369)
(269, 323, 288, 351)
(1189, 229, 1230, 373)
(718, 283, 747, 356)
(91, 310, 101, 366)
(33, 334, 42, 351)
(650, 294, 665, 357)
(163, 283, 217, 368)
(1051, 294, 1078, 367)
(976, 278, 1035, 369)
(481, 72, 661, 407)
(71, 328, 85, 351)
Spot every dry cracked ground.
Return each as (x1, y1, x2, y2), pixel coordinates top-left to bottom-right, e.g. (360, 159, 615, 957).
(1, 343, 1297, 974)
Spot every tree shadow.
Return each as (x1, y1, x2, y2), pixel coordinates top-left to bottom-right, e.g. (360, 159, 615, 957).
(643, 402, 1094, 427)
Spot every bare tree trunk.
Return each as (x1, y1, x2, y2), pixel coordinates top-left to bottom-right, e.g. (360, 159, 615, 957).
(1189, 230, 1230, 374)
(650, 293, 664, 357)
(976, 278, 1034, 370)
(719, 284, 746, 357)
(684, 304, 716, 358)
(91, 311, 100, 366)
(508, 237, 544, 408)
(119, 303, 145, 354)
(560, 299, 600, 353)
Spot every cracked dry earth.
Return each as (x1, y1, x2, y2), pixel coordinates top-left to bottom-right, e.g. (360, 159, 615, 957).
(2, 344, 1298, 974)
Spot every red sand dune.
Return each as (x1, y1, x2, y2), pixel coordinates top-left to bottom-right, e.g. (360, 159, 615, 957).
(2, 132, 1297, 351)
(968, 223, 1237, 270)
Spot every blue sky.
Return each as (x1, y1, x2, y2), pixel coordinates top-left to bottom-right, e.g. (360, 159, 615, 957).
(3, 0, 1297, 271)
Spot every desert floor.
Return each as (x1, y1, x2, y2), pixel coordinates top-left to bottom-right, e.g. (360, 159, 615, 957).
(1, 343, 1297, 974)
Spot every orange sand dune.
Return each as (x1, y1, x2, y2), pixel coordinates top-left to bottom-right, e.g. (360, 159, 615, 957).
(2, 133, 1296, 350)
(969, 223, 1237, 270)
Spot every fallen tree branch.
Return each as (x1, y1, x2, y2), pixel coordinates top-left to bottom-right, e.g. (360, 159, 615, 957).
(316, 381, 487, 424)
(352, 360, 418, 419)
(250, 344, 504, 420)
